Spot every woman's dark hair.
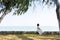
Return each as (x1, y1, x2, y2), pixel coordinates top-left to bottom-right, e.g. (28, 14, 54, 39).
(37, 24, 39, 26)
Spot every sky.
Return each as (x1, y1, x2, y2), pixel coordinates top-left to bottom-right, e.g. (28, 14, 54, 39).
(0, 0, 59, 32)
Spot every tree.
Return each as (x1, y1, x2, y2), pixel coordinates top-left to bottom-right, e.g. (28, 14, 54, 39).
(0, 0, 33, 22)
(42, 0, 60, 34)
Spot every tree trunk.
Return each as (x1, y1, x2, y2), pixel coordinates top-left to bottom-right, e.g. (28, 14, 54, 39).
(56, 5, 60, 35)
(0, 10, 7, 23)
(58, 8, 60, 34)
(0, 14, 6, 23)
(58, 8, 60, 35)
(59, 20, 60, 34)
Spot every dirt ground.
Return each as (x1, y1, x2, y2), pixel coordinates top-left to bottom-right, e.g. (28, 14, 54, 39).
(0, 34, 60, 40)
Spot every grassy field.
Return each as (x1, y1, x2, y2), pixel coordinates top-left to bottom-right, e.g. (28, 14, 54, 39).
(0, 33, 60, 40)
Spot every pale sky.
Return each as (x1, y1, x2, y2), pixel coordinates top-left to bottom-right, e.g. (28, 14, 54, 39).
(0, 0, 59, 31)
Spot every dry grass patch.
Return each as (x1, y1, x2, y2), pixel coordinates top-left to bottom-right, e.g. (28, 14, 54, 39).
(0, 34, 60, 40)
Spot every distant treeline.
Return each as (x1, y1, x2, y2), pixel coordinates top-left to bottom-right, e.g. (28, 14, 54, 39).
(0, 31, 38, 35)
(42, 31, 60, 35)
(0, 31, 59, 35)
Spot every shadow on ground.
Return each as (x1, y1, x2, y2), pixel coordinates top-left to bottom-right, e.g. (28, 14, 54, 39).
(17, 35, 33, 40)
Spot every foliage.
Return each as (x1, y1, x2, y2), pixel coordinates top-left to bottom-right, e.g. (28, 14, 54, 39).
(0, 0, 32, 15)
(0, 0, 59, 15)
(42, 0, 58, 6)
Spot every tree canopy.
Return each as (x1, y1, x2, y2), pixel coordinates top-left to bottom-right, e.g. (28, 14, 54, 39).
(0, 0, 59, 15)
(0, 0, 59, 23)
(0, 0, 31, 15)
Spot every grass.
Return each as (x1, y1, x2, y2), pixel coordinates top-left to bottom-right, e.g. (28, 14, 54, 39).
(0, 33, 60, 40)
(0, 31, 60, 40)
